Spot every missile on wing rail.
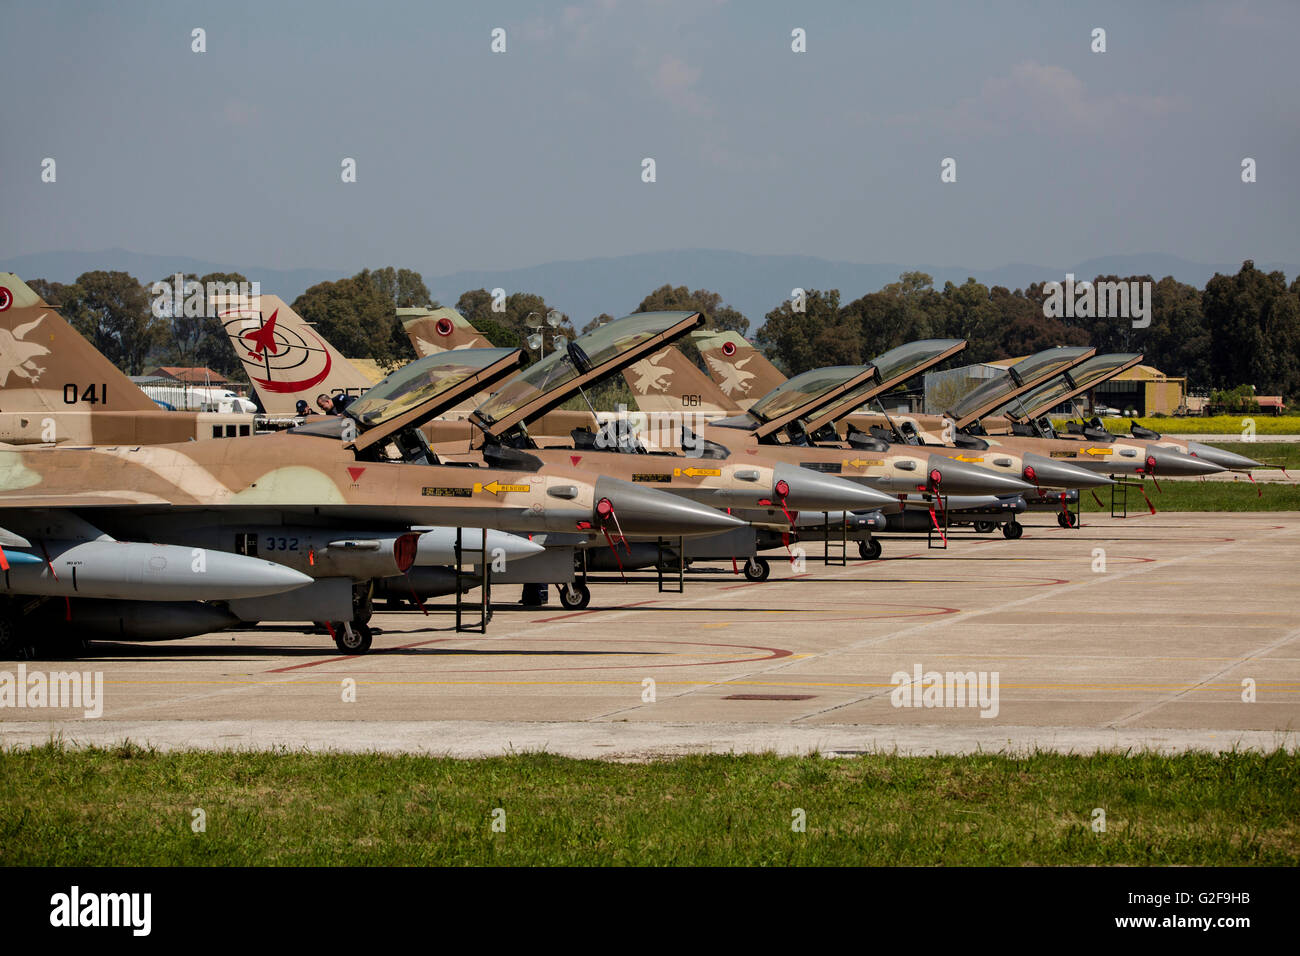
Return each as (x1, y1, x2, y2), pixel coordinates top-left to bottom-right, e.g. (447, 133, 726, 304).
(2, 540, 312, 601)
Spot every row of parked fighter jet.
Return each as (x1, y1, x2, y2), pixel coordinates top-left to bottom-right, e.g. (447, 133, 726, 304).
(0, 273, 1258, 656)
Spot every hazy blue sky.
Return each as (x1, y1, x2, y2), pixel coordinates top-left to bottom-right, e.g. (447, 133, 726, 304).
(2, 0, 1296, 274)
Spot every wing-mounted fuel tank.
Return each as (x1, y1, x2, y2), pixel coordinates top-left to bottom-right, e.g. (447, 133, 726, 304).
(1, 538, 312, 601)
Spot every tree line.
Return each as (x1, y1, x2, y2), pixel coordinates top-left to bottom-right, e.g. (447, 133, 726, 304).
(22, 261, 1300, 400)
(758, 263, 1300, 399)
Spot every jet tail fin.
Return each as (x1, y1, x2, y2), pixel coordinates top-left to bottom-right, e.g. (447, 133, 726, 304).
(400, 308, 493, 356)
(0, 273, 159, 414)
(214, 292, 376, 415)
(691, 330, 786, 410)
(622, 345, 741, 416)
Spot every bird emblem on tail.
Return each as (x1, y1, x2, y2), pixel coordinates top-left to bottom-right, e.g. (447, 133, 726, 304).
(0, 315, 50, 386)
(707, 354, 754, 396)
(629, 349, 674, 393)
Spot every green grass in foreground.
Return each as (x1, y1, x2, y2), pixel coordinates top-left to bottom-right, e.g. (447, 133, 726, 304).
(1077, 480, 1300, 512)
(1, 744, 1297, 865)
(1052, 415, 1300, 435)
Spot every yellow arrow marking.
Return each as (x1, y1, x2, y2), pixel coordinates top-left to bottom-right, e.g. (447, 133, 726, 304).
(843, 458, 883, 468)
(1083, 447, 1112, 456)
(953, 455, 984, 463)
(673, 467, 721, 477)
(474, 480, 531, 496)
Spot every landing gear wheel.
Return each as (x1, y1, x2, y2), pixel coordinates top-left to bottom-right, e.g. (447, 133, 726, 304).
(1057, 510, 1077, 528)
(558, 583, 591, 610)
(332, 621, 373, 655)
(352, 583, 374, 625)
(743, 556, 771, 581)
(1002, 520, 1024, 540)
(857, 539, 882, 560)
(973, 521, 995, 534)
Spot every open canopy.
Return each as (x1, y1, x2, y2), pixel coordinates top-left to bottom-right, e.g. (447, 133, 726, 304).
(472, 311, 702, 437)
(729, 364, 879, 440)
(800, 339, 966, 432)
(987, 353, 1144, 423)
(344, 348, 525, 452)
(946, 346, 1095, 427)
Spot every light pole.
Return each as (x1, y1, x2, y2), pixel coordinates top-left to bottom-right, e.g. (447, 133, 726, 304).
(526, 310, 565, 359)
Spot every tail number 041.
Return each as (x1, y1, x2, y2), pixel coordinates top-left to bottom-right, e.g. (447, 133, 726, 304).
(64, 383, 108, 404)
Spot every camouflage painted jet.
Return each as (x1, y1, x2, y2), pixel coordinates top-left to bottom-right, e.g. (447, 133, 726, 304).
(974, 353, 1263, 475)
(841, 348, 1226, 482)
(0, 274, 260, 445)
(0, 346, 743, 655)
(688, 358, 1124, 546)
(430, 312, 905, 587)
(787, 351, 1226, 529)
(700, 333, 1226, 482)
(459, 315, 1044, 568)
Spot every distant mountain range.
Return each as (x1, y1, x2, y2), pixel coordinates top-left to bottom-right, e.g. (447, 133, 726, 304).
(4, 247, 1295, 332)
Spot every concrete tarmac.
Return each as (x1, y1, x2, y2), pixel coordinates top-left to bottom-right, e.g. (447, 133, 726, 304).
(3, 512, 1298, 758)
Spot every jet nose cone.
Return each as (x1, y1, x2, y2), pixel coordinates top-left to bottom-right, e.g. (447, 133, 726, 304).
(594, 475, 745, 537)
(1150, 446, 1226, 477)
(773, 463, 902, 513)
(926, 454, 1034, 496)
(1186, 441, 1263, 471)
(1022, 452, 1116, 489)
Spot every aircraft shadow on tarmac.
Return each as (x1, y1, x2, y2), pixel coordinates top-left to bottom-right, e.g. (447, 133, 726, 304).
(42, 638, 666, 662)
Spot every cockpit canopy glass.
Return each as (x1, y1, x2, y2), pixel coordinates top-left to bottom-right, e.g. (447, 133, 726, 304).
(989, 353, 1141, 419)
(797, 339, 964, 427)
(947, 347, 1092, 420)
(748, 366, 873, 423)
(474, 312, 695, 424)
(345, 348, 517, 428)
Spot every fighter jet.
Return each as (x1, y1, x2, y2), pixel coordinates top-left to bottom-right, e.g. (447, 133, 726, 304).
(853, 349, 1226, 480)
(977, 353, 1264, 475)
(460, 313, 1036, 568)
(0, 346, 743, 655)
(694, 356, 1119, 545)
(706, 338, 1223, 518)
(0, 273, 260, 445)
